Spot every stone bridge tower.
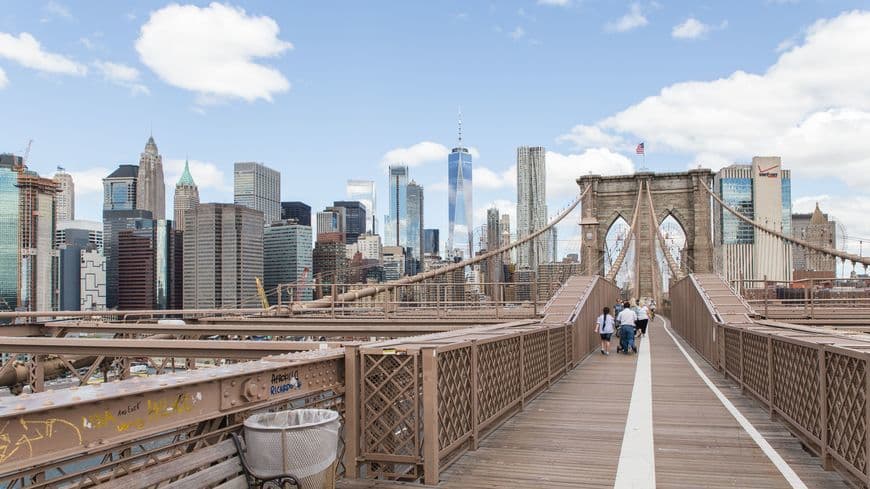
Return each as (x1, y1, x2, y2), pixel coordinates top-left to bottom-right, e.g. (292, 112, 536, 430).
(577, 169, 714, 299)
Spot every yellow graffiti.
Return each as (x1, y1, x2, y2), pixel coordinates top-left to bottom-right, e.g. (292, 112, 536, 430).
(82, 392, 197, 434)
(0, 418, 83, 464)
(84, 409, 115, 429)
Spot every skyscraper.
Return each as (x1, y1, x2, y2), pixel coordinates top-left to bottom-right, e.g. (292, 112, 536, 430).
(183, 203, 264, 309)
(103, 164, 152, 309)
(0, 155, 20, 310)
(316, 206, 346, 243)
(517, 146, 548, 270)
(486, 208, 503, 296)
(0, 154, 59, 311)
(385, 165, 409, 249)
(500, 213, 512, 264)
(347, 180, 377, 233)
(448, 115, 473, 259)
(713, 157, 793, 283)
(53, 168, 74, 221)
(792, 204, 837, 275)
(406, 181, 424, 273)
(173, 159, 199, 232)
(235, 162, 280, 225)
(333, 201, 367, 244)
(281, 201, 311, 226)
(264, 220, 313, 302)
(136, 136, 166, 220)
(56, 220, 102, 311)
(424, 229, 440, 257)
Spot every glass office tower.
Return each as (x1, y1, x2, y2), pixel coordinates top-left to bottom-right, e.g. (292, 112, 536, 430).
(347, 180, 376, 234)
(385, 165, 409, 249)
(0, 157, 20, 310)
(448, 146, 473, 260)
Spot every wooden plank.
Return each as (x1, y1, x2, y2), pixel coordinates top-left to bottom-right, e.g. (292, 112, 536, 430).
(163, 457, 243, 489)
(93, 439, 237, 489)
(213, 475, 249, 489)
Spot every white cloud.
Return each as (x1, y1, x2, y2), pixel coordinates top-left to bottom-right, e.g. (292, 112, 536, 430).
(93, 60, 139, 83)
(69, 167, 111, 196)
(537, 0, 570, 6)
(547, 148, 635, 199)
(672, 18, 710, 39)
(165, 158, 231, 193)
(0, 32, 86, 76)
(606, 3, 648, 33)
(381, 142, 480, 168)
(0, 67, 7, 89)
(135, 2, 293, 103)
(93, 60, 150, 95)
(559, 10, 870, 188)
(474, 166, 515, 190)
(429, 180, 449, 192)
(382, 141, 447, 167)
(557, 124, 624, 149)
(43, 1, 72, 20)
(510, 26, 526, 40)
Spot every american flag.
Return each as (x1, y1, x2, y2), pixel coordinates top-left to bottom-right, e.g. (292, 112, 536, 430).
(636, 142, 645, 155)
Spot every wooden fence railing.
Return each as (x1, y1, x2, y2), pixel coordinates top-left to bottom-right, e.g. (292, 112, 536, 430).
(671, 273, 870, 485)
(344, 275, 618, 485)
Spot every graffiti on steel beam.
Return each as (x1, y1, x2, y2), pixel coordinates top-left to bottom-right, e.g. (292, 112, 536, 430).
(0, 418, 82, 464)
(82, 392, 201, 434)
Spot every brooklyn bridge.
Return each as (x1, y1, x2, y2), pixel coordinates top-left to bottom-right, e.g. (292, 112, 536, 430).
(2, 169, 869, 489)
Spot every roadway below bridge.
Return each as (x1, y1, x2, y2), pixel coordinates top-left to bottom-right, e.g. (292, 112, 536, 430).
(341, 316, 850, 489)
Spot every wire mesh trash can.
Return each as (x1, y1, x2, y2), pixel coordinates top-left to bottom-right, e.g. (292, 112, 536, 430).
(242, 408, 341, 489)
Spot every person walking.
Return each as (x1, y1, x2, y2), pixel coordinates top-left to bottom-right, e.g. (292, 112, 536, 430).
(616, 301, 637, 354)
(636, 301, 650, 336)
(594, 307, 615, 355)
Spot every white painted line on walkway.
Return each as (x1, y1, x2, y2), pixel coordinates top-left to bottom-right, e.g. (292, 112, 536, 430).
(614, 332, 655, 489)
(661, 317, 809, 489)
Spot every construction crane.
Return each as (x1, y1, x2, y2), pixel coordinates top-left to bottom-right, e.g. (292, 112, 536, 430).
(254, 277, 269, 310)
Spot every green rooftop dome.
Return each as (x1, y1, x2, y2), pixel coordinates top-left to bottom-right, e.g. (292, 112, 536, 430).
(177, 159, 196, 187)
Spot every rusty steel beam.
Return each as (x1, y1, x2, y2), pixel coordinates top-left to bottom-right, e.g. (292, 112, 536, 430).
(0, 337, 343, 359)
(43, 322, 482, 338)
(0, 307, 268, 320)
(193, 317, 506, 325)
(0, 324, 44, 337)
(0, 349, 344, 476)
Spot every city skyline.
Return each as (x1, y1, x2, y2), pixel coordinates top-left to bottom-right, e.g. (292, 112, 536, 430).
(2, 2, 870, 265)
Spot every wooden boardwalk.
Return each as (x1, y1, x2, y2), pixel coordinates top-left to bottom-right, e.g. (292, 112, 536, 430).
(340, 317, 852, 488)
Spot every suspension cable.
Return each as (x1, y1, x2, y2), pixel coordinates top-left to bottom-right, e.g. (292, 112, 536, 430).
(605, 180, 644, 282)
(698, 179, 870, 267)
(644, 183, 682, 280)
(297, 184, 593, 309)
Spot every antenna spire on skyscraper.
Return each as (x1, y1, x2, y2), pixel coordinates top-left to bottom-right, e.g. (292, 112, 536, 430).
(458, 106, 462, 145)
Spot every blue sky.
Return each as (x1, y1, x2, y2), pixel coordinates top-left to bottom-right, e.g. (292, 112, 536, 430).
(1, 1, 869, 264)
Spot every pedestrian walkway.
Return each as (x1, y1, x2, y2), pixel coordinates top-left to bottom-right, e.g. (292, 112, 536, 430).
(340, 317, 851, 488)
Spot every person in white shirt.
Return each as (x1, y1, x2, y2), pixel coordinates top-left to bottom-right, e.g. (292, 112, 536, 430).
(636, 302, 650, 336)
(594, 307, 615, 355)
(616, 301, 638, 354)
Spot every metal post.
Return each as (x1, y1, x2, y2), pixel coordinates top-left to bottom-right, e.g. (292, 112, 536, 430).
(421, 346, 439, 485)
(471, 341, 479, 449)
(819, 346, 832, 470)
(344, 345, 361, 478)
(331, 283, 337, 319)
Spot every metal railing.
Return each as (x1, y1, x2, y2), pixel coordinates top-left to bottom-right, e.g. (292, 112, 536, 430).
(670, 273, 870, 485)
